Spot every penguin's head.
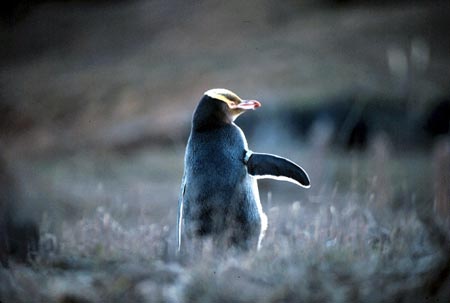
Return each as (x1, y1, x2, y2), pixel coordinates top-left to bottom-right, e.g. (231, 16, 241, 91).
(192, 88, 261, 130)
(204, 88, 261, 117)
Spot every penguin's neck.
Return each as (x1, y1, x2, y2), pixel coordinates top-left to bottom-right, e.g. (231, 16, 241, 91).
(192, 98, 232, 132)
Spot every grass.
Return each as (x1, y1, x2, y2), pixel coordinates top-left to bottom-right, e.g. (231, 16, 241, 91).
(1, 142, 449, 303)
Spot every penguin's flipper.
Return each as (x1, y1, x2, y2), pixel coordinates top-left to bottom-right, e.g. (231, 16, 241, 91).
(246, 152, 311, 188)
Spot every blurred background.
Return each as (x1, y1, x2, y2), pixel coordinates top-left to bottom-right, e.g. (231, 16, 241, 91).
(1, 1, 450, 301)
(1, 0, 449, 262)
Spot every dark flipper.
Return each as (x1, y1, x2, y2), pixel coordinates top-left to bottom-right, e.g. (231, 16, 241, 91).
(246, 152, 311, 188)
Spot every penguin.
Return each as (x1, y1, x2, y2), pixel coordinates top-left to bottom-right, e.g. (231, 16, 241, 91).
(177, 88, 310, 254)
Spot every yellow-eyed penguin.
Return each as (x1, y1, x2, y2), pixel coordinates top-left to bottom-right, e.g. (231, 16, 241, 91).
(178, 88, 310, 253)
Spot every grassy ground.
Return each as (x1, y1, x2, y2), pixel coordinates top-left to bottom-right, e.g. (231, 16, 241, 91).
(1, 142, 449, 302)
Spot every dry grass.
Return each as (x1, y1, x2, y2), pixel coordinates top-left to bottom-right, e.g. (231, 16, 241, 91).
(1, 141, 449, 303)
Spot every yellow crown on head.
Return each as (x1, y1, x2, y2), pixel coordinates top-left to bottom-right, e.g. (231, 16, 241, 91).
(204, 88, 242, 105)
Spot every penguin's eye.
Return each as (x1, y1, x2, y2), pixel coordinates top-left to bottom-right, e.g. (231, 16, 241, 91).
(228, 101, 238, 109)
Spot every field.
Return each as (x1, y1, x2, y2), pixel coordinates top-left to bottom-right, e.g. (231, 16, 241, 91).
(1, 1, 450, 302)
(1, 140, 449, 302)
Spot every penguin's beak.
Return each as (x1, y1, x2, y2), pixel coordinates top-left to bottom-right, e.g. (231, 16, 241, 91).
(231, 99, 261, 110)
